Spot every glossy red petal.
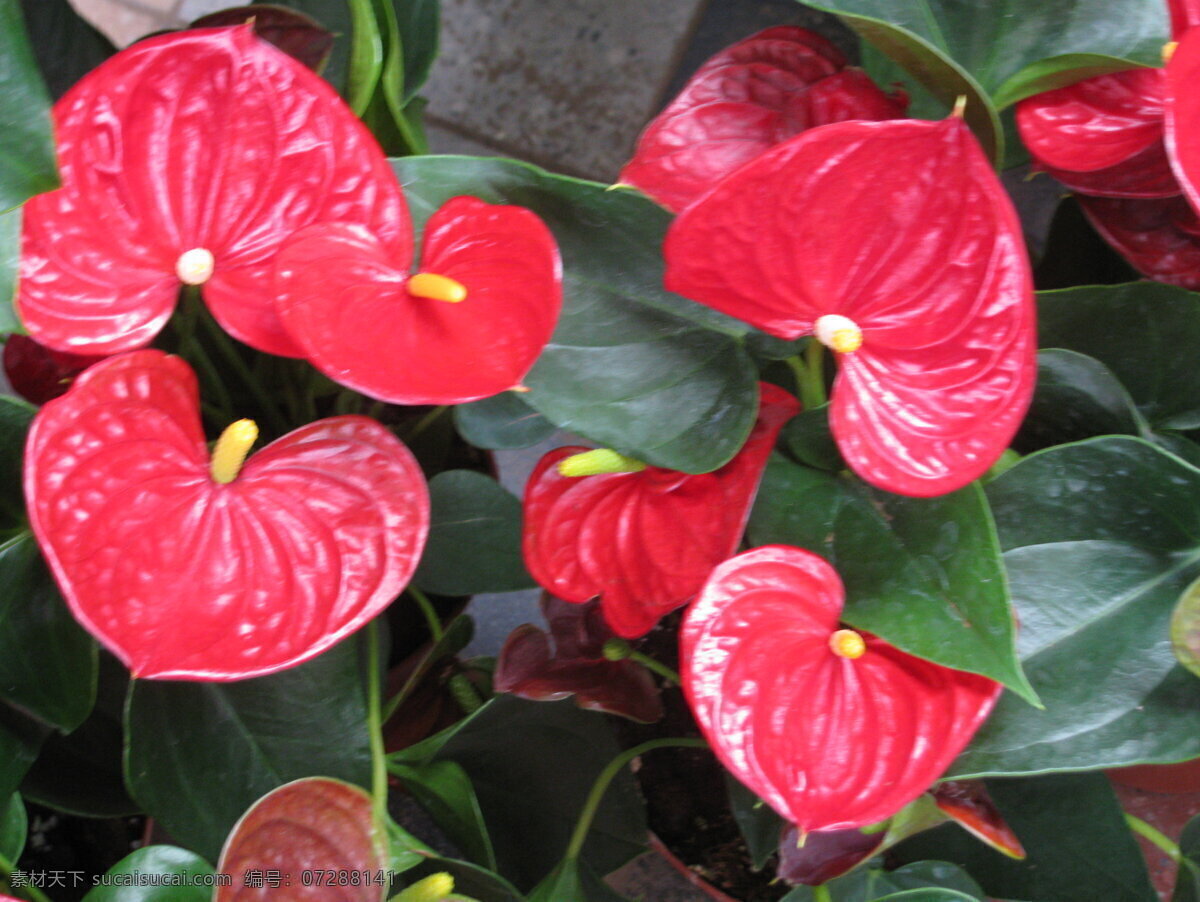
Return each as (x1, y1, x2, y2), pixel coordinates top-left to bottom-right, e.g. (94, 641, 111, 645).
(1170, 0, 1200, 37)
(275, 197, 561, 405)
(1166, 29, 1200, 212)
(19, 26, 409, 357)
(1016, 68, 1169, 194)
(666, 118, 1035, 496)
(1079, 193, 1200, 289)
(522, 384, 798, 638)
(681, 546, 1001, 833)
(24, 350, 429, 680)
(619, 27, 904, 212)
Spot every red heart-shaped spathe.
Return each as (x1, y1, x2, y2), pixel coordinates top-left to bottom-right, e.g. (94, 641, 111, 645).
(1079, 193, 1200, 289)
(1167, 29, 1200, 212)
(274, 196, 561, 405)
(664, 117, 1036, 497)
(24, 350, 429, 680)
(18, 26, 408, 358)
(681, 546, 1000, 833)
(522, 383, 798, 638)
(619, 26, 906, 212)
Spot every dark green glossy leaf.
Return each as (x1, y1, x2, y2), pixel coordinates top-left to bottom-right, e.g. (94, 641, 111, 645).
(82, 846, 216, 902)
(1013, 350, 1144, 454)
(781, 403, 843, 472)
(21, 652, 138, 817)
(0, 208, 20, 335)
(1173, 812, 1200, 902)
(345, 0, 383, 113)
(399, 857, 522, 902)
(454, 392, 554, 450)
(414, 470, 535, 596)
(725, 773, 782, 871)
(959, 437, 1200, 776)
(0, 396, 33, 530)
(1172, 574, 1200, 680)
(393, 155, 759, 474)
(19, 0, 114, 99)
(390, 758, 496, 869)
(893, 773, 1155, 902)
(526, 858, 631, 902)
(0, 703, 47, 802)
(386, 818, 435, 875)
(886, 861, 983, 895)
(125, 637, 371, 862)
(780, 868, 905, 902)
(0, 792, 24, 862)
(0, 0, 58, 212)
(393, 0, 438, 102)
(410, 695, 646, 891)
(1039, 284, 1200, 431)
(748, 455, 1035, 702)
(0, 533, 96, 732)
(872, 892, 980, 901)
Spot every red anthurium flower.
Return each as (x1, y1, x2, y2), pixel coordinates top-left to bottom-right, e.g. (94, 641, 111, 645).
(24, 350, 429, 680)
(18, 26, 406, 358)
(522, 383, 798, 638)
(273, 197, 562, 405)
(619, 26, 907, 212)
(494, 594, 664, 723)
(681, 546, 1001, 834)
(3, 334, 105, 405)
(1166, 29, 1200, 209)
(1078, 194, 1200, 289)
(665, 117, 1035, 497)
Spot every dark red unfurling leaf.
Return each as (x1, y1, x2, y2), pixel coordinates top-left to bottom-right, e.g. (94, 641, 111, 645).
(274, 197, 561, 405)
(776, 823, 883, 886)
(1166, 29, 1200, 213)
(619, 26, 906, 212)
(215, 778, 387, 902)
(681, 546, 1001, 834)
(665, 117, 1035, 497)
(190, 6, 335, 72)
(1016, 68, 1175, 198)
(1079, 194, 1200, 289)
(931, 780, 1027, 860)
(24, 350, 429, 680)
(494, 595, 663, 723)
(521, 383, 798, 638)
(18, 26, 407, 357)
(3, 334, 104, 405)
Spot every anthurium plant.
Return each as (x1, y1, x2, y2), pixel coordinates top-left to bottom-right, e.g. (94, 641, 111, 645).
(3, 1, 1200, 900)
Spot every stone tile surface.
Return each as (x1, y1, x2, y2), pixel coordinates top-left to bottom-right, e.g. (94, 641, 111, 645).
(423, 0, 706, 180)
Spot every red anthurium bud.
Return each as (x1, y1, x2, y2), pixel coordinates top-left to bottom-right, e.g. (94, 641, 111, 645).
(522, 383, 798, 638)
(494, 594, 664, 723)
(1166, 29, 1200, 211)
(3, 334, 105, 405)
(681, 546, 1001, 834)
(931, 780, 1027, 860)
(619, 26, 907, 212)
(665, 117, 1035, 497)
(18, 26, 407, 358)
(776, 823, 884, 886)
(1078, 194, 1200, 289)
(274, 197, 562, 405)
(24, 350, 429, 680)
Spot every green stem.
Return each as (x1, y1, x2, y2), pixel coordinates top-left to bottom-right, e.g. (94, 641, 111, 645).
(564, 738, 707, 861)
(0, 849, 54, 902)
(1125, 813, 1181, 863)
(407, 405, 449, 441)
(365, 620, 389, 829)
(195, 303, 290, 438)
(812, 884, 833, 902)
(787, 341, 827, 411)
(407, 585, 444, 642)
(628, 650, 681, 686)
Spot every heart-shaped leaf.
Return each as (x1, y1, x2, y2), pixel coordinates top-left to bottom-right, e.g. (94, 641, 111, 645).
(523, 383, 798, 637)
(83, 846, 216, 902)
(665, 117, 1035, 496)
(0, 0, 57, 212)
(26, 350, 429, 680)
(391, 155, 759, 474)
(389, 758, 496, 870)
(215, 777, 388, 902)
(957, 436, 1200, 777)
(682, 545, 1001, 833)
(454, 392, 554, 451)
(125, 636, 371, 862)
(275, 197, 561, 405)
(19, 26, 406, 357)
(525, 858, 631, 902)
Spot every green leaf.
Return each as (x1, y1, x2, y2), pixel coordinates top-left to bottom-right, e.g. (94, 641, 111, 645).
(125, 637, 371, 862)
(1172, 574, 1200, 680)
(392, 155, 759, 474)
(957, 437, 1200, 777)
(871, 892, 980, 901)
(414, 470, 535, 596)
(386, 817, 435, 875)
(1173, 812, 1200, 902)
(416, 696, 647, 891)
(892, 773, 1155, 902)
(886, 861, 983, 895)
(0, 792, 25, 863)
(0, 396, 34, 530)
(82, 846, 216, 902)
(0, 703, 48, 802)
(781, 403, 843, 472)
(392, 0, 439, 102)
(525, 858, 631, 902)
(724, 773, 782, 871)
(0, 0, 58, 212)
(345, 0, 384, 114)
(1039, 283, 1200, 431)
(19, 0, 114, 99)
(0, 207, 20, 335)
(390, 758, 497, 869)
(748, 455, 1036, 702)
(21, 652, 138, 817)
(454, 392, 555, 450)
(399, 857, 523, 902)
(0, 533, 96, 732)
